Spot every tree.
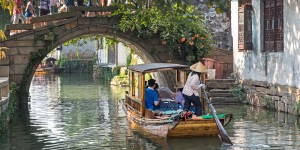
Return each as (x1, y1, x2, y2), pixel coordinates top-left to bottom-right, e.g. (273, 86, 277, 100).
(0, 0, 15, 59)
(112, 0, 212, 64)
(207, 0, 230, 15)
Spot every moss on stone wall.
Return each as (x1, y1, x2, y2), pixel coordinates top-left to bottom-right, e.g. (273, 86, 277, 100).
(0, 83, 19, 134)
(58, 57, 95, 73)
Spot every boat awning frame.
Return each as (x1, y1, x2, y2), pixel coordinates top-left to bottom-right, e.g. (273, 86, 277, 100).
(127, 63, 190, 73)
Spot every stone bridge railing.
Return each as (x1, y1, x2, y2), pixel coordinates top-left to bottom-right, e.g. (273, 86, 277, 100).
(4, 6, 115, 37)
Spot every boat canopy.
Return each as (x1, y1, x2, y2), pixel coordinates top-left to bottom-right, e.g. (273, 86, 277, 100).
(127, 63, 190, 73)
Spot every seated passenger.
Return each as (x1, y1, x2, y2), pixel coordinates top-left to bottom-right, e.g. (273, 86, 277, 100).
(145, 79, 160, 110)
(154, 83, 160, 98)
(175, 88, 184, 109)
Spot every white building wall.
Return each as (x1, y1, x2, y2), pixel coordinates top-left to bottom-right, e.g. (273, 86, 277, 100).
(117, 43, 130, 66)
(232, 0, 300, 88)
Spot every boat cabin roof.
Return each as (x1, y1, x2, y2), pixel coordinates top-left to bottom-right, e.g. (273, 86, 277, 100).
(128, 63, 190, 73)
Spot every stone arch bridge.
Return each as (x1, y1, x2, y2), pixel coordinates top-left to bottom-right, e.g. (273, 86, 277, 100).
(0, 6, 185, 103)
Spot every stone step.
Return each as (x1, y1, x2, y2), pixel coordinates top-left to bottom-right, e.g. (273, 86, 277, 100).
(209, 92, 233, 97)
(206, 79, 236, 83)
(210, 97, 240, 104)
(207, 82, 236, 89)
(209, 89, 231, 93)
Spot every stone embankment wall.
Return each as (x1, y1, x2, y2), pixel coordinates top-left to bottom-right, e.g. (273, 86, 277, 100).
(241, 80, 300, 115)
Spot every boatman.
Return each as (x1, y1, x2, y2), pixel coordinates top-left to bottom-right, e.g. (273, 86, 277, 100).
(182, 61, 206, 116)
(145, 79, 160, 110)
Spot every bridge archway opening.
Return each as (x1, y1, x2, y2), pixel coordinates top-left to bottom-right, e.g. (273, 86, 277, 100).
(26, 32, 171, 100)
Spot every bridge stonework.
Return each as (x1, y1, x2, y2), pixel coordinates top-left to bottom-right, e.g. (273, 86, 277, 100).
(0, 15, 185, 103)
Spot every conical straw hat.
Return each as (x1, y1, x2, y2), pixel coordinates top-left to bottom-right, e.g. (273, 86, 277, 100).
(190, 61, 207, 73)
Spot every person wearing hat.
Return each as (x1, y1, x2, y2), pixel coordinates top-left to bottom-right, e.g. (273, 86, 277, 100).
(182, 61, 206, 116)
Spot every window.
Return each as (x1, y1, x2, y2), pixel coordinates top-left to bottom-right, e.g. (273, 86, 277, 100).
(264, 0, 283, 52)
(238, 3, 252, 51)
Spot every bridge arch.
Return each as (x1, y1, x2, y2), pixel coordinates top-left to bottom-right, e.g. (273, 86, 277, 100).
(0, 16, 184, 103)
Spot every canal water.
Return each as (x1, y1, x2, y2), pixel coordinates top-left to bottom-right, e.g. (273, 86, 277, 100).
(1, 74, 300, 150)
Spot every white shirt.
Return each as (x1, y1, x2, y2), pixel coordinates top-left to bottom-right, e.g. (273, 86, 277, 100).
(182, 73, 201, 96)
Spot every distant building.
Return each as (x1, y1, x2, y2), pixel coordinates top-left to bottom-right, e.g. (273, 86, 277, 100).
(53, 37, 131, 67)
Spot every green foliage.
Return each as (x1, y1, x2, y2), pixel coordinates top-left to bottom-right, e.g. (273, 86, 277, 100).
(111, 67, 129, 86)
(63, 35, 98, 47)
(206, 0, 231, 15)
(229, 84, 248, 104)
(0, 82, 19, 134)
(145, 73, 152, 81)
(126, 49, 133, 66)
(100, 66, 121, 82)
(0, 8, 10, 31)
(294, 101, 300, 115)
(262, 97, 275, 110)
(58, 56, 94, 73)
(112, 0, 212, 63)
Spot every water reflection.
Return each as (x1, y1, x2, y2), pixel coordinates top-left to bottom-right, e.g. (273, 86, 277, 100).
(0, 74, 300, 150)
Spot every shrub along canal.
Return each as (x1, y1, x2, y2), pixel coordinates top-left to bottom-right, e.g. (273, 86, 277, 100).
(0, 73, 300, 149)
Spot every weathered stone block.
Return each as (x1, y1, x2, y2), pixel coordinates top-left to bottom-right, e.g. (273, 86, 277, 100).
(65, 21, 78, 30)
(57, 30, 72, 42)
(91, 17, 108, 25)
(274, 100, 278, 111)
(0, 66, 9, 77)
(52, 27, 65, 36)
(10, 65, 27, 74)
(5, 24, 33, 30)
(242, 79, 254, 86)
(280, 96, 290, 104)
(278, 101, 285, 112)
(271, 96, 280, 101)
(255, 87, 268, 93)
(3, 47, 18, 55)
(277, 85, 289, 96)
(5, 40, 33, 47)
(106, 28, 114, 34)
(89, 27, 108, 33)
(287, 104, 296, 114)
(18, 47, 35, 55)
(11, 55, 30, 65)
(9, 74, 23, 84)
(268, 84, 278, 95)
(0, 59, 9, 66)
(34, 41, 45, 47)
(277, 111, 285, 122)
(78, 17, 91, 25)
(17, 34, 34, 40)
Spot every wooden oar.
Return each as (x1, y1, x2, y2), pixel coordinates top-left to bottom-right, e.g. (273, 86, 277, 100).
(200, 85, 233, 145)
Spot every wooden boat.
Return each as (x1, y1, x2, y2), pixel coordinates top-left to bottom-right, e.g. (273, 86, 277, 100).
(123, 63, 233, 137)
(35, 64, 64, 74)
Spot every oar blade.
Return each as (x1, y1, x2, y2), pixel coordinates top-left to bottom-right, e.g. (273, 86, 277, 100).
(213, 113, 233, 145)
(217, 123, 233, 145)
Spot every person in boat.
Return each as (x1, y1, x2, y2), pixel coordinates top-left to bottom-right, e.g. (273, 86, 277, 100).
(145, 81, 148, 88)
(154, 83, 160, 97)
(182, 61, 206, 116)
(145, 79, 160, 110)
(175, 88, 184, 109)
